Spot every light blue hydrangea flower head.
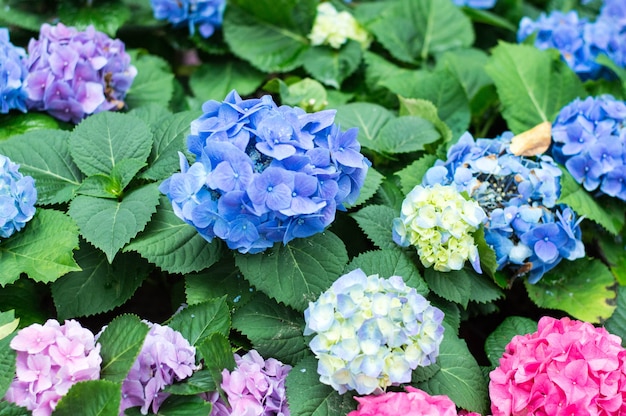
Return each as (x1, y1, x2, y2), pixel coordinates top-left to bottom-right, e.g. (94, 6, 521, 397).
(552, 95, 626, 201)
(160, 90, 370, 254)
(452, 0, 496, 9)
(0, 154, 36, 239)
(303, 269, 445, 395)
(150, 0, 225, 38)
(0, 28, 28, 114)
(423, 132, 584, 283)
(23, 23, 137, 123)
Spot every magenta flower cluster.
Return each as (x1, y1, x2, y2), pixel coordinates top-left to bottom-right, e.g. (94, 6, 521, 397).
(23, 22, 137, 123)
(489, 316, 626, 415)
(120, 322, 197, 415)
(4, 319, 102, 416)
(0, 28, 28, 114)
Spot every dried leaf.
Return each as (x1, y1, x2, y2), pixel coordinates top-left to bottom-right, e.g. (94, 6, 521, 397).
(510, 121, 552, 156)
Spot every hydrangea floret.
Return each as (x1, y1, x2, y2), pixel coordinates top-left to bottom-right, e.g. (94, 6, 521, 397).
(423, 131, 584, 283)
(4, 319, 102, 416)
(452, 0, 496, 9)
(308, 2, 370, 49)
(0, 154, 37, 239)
(150, 0, 225, 38)
(207, 349, 291, 416)
(23, 22, 137, 123)
(303, 268, 445, 395)
(552, 95, 626, 201)
(489, 316, 626, 415)
(160, 90, 370, 254)
(392, 183, 486, 273)
(120, 322, 197, 415)
(347, 386, 480, 416)
(0, 28, 28, 114)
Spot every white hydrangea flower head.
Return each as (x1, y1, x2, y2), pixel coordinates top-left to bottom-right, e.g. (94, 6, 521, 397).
(308, 2, 370, 49)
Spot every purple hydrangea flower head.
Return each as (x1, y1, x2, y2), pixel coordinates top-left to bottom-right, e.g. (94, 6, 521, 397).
(0, 28, 28, 113)
(160, 90, 370, 254)
(207, 350, 291, 416)
(0, 154, 37, 239)
(120, 322, 197, 415)
(150, 0, 225, 38)
(23, 23, 137, 123)
(423, 131, 584, 283)
(452, 0, 496, 9)
(303, 269, 445, 395)
(552, 95, 626, 201)
(4, 319, 102, 416)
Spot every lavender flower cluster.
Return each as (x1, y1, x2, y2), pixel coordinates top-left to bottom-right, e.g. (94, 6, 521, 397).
(22, 23, 136, 123)
(0, 154, 37, 240)
(0, 28, 27, 114)
(4, 319, 102, 416)
(452, 0, 496, 9)
(552, 95, 626, 201)
(423, 132, 584, 283)
(160, 90, 369, 254)
(517, 0, 626, 80)
(150, 0, 225, 38)
(304, 269, 445, 395)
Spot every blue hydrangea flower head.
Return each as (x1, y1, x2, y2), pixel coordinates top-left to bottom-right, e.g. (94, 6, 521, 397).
(423, 131, 584, 283)
(23, 23, 137, 123)
(150, 0, 225, 38)
(0, 28, 28, 114)
(552, 95, 626, 201)
(452, 0, 496, 9)
(0, 154, 37, 239)
(160, 90, 370, 254)
(303, 269, 445, 395)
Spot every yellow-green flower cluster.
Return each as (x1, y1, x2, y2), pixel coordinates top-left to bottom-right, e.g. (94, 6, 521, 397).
(308, 2, 370, 49)
(393, 184, 486, 273)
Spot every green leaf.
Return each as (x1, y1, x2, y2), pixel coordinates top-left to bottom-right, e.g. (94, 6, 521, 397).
(69, 112, 152, 177)
(277, 78, 329, 112)
(76, 174, 121, 199)
(51, 243, 149, 319)
(98, 314, 150, 382)
(485, 42, 587, 133)
(196, 333, 236, 389)
(0, 129, 83, 205)
(125, 51, 175, 109)
(235, 231, 349, 311)
(376, 116, 441, 154)
(605, 285, 626, 345)
(128, 104, 172, 129)
(185, 257, 254, 308)
(474, 226, 498, 279)
(53, 380, 122, 416)
(285, 356, 357, 415)
(484, 316, 537, 368)
(148, 395, 213, 415)
(164, 370, 216, 395)
(57, 1, 131, 36)
(0, 335, 16, 398)
(0, 279, 49, 327)
(417, 328, 489, 414)
(334, 102, 394, 151)
(424, 268, 472, 308)
(68, 183, 160, 262)
(344, 167, 383, 209)
(346, 249, 429, 296)
(558, 169, 624, 235)
(302, 41, 362, 89)
(395, 154, 438, 195)
(596, 54, 626, 86)
(124, 196, 223, 274)
(223, 0, 313, 73)
(0, 310, 18, 341)
(398, 97, 453, 144)
(0, 400, 30, 416)
(232, 292, 308, 366)
(597, 232, 626, 285)
(0, 209, 80, 286)
(0, 113, 62, 141)
(436, 48, 494, 100)
(366, 0, 474, 63)
(0, 0, 47, 31)
(525, 258, 617, 323)
(469, 273, 504, 305)
(350, 204, 398, 250)
(168, 298, 231, 347)
(188, 60, 265, 104)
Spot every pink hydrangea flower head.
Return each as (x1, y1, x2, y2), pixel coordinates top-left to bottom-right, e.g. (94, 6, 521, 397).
(489, 316, 626, 415)
(120, 322, 197, 415)
(4, 319, 102, 416)
(347, 386, 481, 416)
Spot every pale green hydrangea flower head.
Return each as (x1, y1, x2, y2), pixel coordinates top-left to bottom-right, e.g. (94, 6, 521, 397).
(308, 2, 370, 49)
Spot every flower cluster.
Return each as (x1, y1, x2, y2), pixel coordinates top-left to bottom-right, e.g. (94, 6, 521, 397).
(308, 2, 369, 49)
(150, 0, 225, 39)
(423, 131, 584, 283)
(348, 386, 480, 416)
(552, 95, 626, 201)
(303, 268, 445, 395)
(120, 322, 197, 415)
(0, 28, 27, 114)
(452, 0, 496, 9)
(0, 154, 37, 240)
(4, 319, 102, 416)
(207, 350, 291, 416)
(393, 183, 486, 273)
(489, 316, 626, 415)
(160, 90, 369, 254)
(23, 23, 137, 123)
